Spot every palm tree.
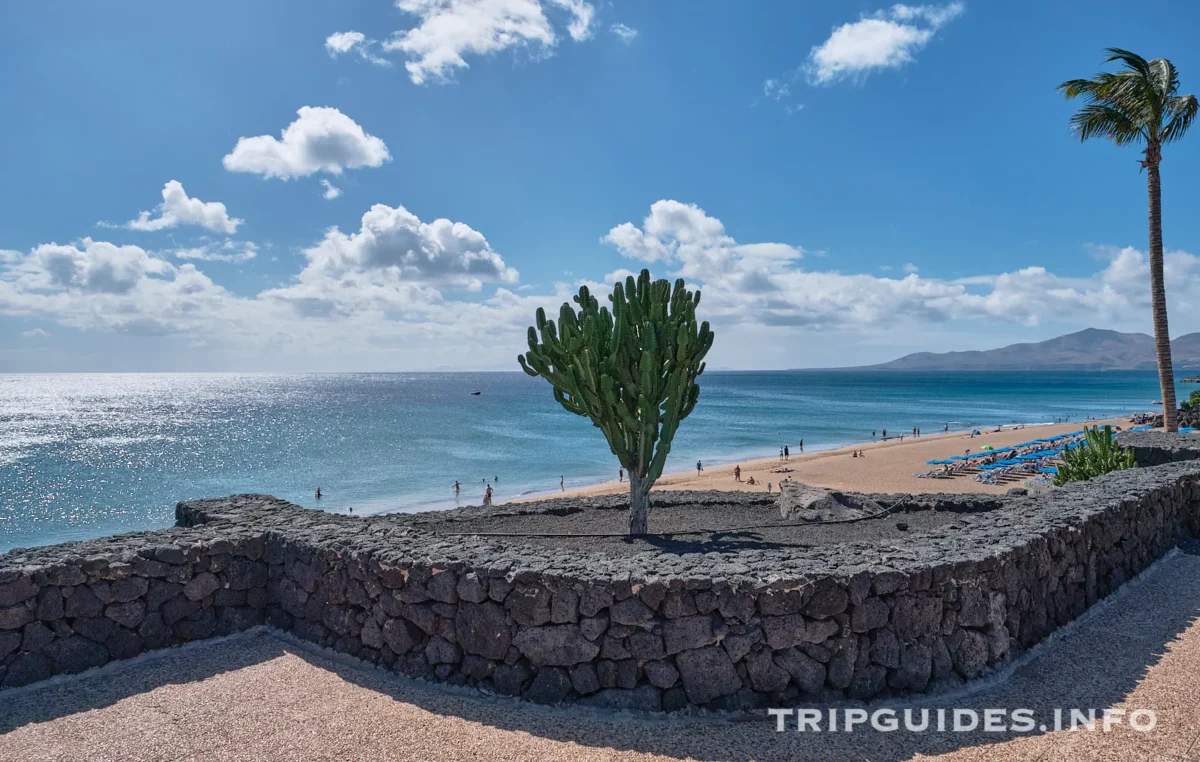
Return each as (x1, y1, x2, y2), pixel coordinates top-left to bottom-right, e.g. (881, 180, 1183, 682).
(1059, 49, 1197, 432)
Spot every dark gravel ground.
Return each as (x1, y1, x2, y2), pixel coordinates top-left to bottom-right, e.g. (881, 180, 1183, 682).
(406, 491, 998, 557)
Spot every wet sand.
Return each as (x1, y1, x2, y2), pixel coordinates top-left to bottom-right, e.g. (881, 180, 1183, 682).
(515, 418, 1129, 501)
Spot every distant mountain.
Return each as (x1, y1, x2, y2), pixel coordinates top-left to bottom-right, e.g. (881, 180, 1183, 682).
(865, 328, 1200, 371)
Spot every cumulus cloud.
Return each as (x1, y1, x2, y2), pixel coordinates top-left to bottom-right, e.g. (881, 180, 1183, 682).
(222, 107, 391, 179)
(326, 31, 366, 55)
(806, 2, 964, 85)
(127, 181, 242, 234)
(298, 203, 517, 285)
(610, 23, 638, 44)
(173, 241, 258, 263)
(604, 200, 1200, 334)
(25, 239, 171, 295)
(259, 203, 520, 319)
(320, 179, 342, 200)
(325, 31, 391, 66)
(20, 328, 50, 338)
(381, 0, 596, 85)
(6, 201, 1200, 370)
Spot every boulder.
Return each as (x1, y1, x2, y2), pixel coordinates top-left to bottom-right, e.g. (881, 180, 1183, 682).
(526, 667, 572, 705)
(513, 625, 601, 666)
(674, 646, 742, 704)
(455, 602, 511, 660)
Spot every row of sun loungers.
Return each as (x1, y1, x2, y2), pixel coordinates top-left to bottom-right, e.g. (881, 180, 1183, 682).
(913, 432, 1088, 484)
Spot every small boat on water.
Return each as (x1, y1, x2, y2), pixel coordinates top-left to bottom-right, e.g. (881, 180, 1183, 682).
(471, 391, 481, 395)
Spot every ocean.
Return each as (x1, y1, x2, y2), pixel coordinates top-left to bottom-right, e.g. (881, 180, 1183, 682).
(0, 370, 1184, 552)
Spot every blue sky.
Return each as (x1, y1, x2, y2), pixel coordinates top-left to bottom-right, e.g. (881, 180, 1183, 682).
(2, 0, 1200, 371)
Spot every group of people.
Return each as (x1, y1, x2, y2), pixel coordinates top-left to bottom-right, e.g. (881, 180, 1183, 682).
(451, 476, 500, 505)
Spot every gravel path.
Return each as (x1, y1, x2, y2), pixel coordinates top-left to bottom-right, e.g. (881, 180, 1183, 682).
(3, 548, 1200, 761)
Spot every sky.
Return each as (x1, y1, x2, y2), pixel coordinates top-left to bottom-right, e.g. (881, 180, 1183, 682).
(2, 0, 1200, 372)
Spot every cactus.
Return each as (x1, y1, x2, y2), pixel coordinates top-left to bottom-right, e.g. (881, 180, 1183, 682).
(518, 269, 714, 535)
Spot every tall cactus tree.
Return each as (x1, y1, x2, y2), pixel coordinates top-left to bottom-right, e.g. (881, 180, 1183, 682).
(518, 269, 714, 535)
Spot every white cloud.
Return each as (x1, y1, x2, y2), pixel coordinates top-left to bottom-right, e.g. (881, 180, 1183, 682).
(760, 78, 804, 115)
(20, 328, 50, 338)
(261, 203, 520, 318)
(604, 200, 1200, 335)
(610, 22, 638, 44)
(806, 2, 964, 85)
(325, 31, 391, 66)
(550, 0, 595, 41)
(127, 181, 242, 234)
(173, 241, 258, 263)
(763, 79, 790, 101)
(382, 0, 596, 85)
(222, 107, 391, 179)
(903, 262, 919, 273)
(320, 179, 342, 200)
(6, 201, 1200, 371)
(25, 239, 171, 294)
(326, 31, 366, 55)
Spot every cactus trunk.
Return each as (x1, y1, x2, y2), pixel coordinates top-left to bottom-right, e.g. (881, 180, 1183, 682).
(628, 470, 651, 535)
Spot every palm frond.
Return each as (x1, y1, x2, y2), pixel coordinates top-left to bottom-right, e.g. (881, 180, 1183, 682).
(1150, 57, 1180, 98)
(1068, 104, 1144, 144)
(1162, 93, 1199, 143)
(1104, 48, 1153, 79)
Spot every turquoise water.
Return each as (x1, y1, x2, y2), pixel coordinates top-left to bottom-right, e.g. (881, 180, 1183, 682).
(0, 370, 1188, 552)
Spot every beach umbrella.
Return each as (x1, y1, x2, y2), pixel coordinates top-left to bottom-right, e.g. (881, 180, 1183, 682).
(981, 445, 994, 451)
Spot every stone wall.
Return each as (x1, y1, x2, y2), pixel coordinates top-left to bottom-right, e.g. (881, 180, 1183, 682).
(1119, 431, 1200, 468)
(2, 460, 1199, 712)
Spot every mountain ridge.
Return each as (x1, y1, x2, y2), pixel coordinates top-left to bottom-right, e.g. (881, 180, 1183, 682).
(861, 329, 1200, 371)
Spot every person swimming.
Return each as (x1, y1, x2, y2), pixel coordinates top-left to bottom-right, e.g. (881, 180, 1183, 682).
(315, 487, 322, 499)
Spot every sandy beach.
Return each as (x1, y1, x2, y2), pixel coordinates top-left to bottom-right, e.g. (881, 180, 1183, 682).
(514, 417, 1131, 502)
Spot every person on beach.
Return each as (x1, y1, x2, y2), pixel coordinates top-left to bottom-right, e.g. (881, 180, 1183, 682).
(484, 485, 493, 506)
(852, 451, 858, 458)
(798, 439, 803, 452)
(872, 430, 876, 439)
(784, 445, 789, 460)
(882, 429, 887, 440)
(767, 482, 772, 494)
(454, 481, 461, 496)
(734, 465, 742, 482)
(315, 487, 322, 500)
(619, 467, 624, 482)
(696, 460, 703, 474)
(779, 447, 784, 461)
(747, 476, 757, 485)
(944, 423, 949, 432)
(560, 476, 564, 491)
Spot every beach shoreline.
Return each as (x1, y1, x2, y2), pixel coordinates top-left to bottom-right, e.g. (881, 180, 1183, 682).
(508, 416, 1132, 502)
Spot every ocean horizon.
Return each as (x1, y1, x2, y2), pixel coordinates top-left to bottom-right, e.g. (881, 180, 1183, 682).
(0, 369, 1187, 553)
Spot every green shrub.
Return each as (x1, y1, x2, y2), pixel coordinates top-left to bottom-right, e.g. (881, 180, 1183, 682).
(1054, 425, 1135, 485)
(1182, 389, 1200, 413)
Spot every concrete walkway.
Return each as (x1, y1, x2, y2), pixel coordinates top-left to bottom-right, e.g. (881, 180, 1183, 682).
(3, 550, 1200, 762)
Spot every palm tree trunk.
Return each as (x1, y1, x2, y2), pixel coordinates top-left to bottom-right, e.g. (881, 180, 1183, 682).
(1147, 157, 1178, 432)
(628, 470, 650, 535)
